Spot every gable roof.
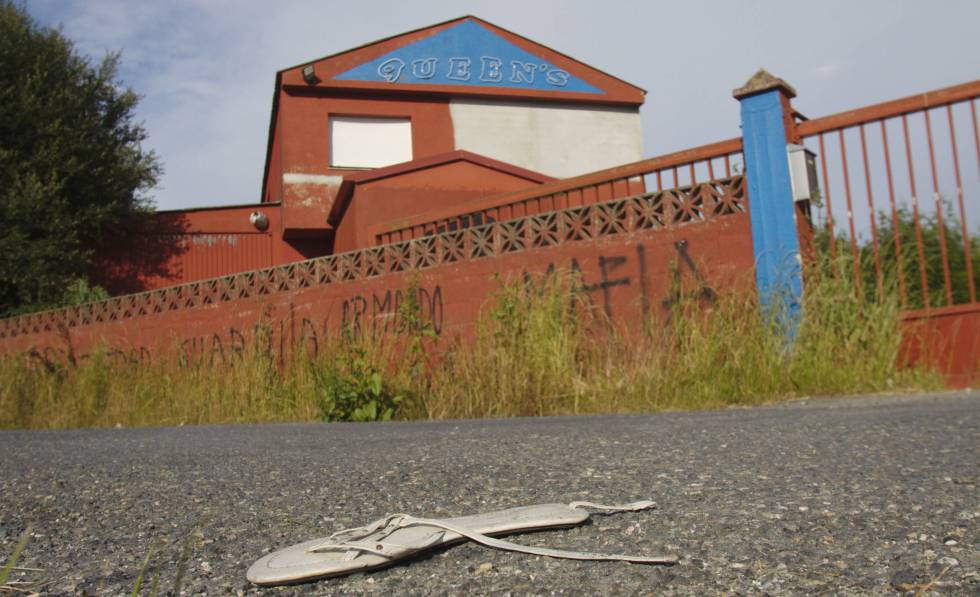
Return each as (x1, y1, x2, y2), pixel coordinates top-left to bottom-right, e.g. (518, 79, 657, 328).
(261, 16, 645, 202)
(279, 15, 645, 105)
(326, 150, 553, 227)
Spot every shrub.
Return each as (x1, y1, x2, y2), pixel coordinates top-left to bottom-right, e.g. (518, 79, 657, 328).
(311, 341, 402, 423)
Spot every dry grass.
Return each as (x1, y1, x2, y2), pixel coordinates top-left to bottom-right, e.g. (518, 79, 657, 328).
(0, 264, 941, 429)
(418, 265, 939, 418)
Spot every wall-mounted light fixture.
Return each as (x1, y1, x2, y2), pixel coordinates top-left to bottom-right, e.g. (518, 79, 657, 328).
(249, 211, 269, 231)
(302, 64, 319, 85)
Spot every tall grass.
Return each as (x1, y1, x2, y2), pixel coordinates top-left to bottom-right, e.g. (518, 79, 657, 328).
(421, 264, 938, 418)
(1, 341, 323, 428)
(0, 262, 940, 429)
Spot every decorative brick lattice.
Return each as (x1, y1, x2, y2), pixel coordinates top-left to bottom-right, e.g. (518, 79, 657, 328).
(362, 248, 386, 278)
(595, 201, 629, 236)
(0, 176, 746, 338)
(338, 252, 362, 281)
(499, 219, 526, 253)
(561, 207, 593, 242)
(529, 212, 560, 248)
(412, 236, 439, 269)
(387, 242, 412, 274)
(441, 230, 467, 263)
(317, 256, 339, 284)
(468, 224, 496, 259)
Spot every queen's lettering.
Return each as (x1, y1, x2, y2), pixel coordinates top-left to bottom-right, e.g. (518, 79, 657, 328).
(376, 56, 570, 87)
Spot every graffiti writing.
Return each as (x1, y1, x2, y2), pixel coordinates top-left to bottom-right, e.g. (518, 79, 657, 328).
(341, 286, 443, 337)
(583, 255, 631, 318)
(534, 240, 717, 319)
(661, 240, 717, 312)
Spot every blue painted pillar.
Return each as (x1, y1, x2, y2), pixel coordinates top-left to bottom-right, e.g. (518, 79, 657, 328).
(734, 70, 803, 332)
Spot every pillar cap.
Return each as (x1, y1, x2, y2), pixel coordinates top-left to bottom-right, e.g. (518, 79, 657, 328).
(733, 69, 796, 100)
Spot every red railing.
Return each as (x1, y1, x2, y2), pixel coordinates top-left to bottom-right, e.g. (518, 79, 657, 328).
(372, 137, 744, 245)
(798, 80, 980, 309)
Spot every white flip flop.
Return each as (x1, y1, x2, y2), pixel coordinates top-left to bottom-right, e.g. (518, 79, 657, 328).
(247, 500, 677, 586)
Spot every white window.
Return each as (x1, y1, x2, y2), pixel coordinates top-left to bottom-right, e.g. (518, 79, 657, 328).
(329, 116, 412, 168)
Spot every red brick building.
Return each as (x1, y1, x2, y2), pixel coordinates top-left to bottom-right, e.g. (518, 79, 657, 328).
(98, 16, 646, 294)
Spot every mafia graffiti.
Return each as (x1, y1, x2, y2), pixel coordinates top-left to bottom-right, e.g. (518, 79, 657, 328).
(333, 20, 601, 94)
(528, 240, 718, 319)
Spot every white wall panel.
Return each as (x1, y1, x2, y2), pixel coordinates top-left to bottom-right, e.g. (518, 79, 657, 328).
(329, 116, 412, 168)
(449, 100, 642, 178)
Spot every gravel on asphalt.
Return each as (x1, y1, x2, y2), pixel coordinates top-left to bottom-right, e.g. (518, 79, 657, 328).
(1, 391, 977, 595)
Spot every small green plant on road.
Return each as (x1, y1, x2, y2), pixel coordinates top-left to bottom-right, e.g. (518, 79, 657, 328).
(312, 341, 402, 423)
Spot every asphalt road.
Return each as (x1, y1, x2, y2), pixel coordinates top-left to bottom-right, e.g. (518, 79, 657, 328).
(1, 392, 977, 595)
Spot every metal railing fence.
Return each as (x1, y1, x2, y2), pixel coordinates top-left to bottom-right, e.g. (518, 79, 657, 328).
(797, 80, 980, 310)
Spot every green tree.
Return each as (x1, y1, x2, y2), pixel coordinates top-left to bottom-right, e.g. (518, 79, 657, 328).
(866, 203, 980, 309)
(814, 202, 980, 309)
(0, 1, 160, 316)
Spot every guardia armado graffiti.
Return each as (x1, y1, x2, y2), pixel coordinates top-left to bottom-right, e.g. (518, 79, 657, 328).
(24, 284, 446, 368)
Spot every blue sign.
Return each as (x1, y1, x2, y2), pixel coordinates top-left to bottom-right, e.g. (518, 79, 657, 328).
(334, 20, 602, 94)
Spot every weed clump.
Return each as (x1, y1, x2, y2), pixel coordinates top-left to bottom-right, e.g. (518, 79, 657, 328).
(420, 263, 938, 418)
(312, 339, 403, 423)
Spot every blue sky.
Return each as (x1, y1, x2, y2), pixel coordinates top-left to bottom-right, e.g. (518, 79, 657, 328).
(26, 0, 980, 212)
